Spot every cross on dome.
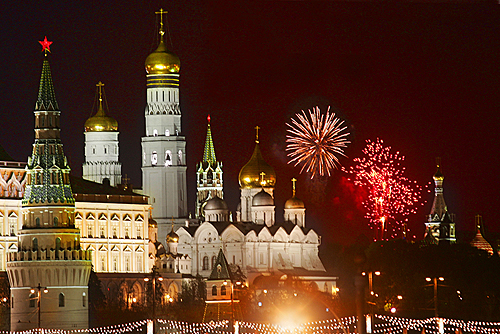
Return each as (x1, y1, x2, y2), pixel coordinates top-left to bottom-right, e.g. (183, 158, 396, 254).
(155, 8, 167, 36)
(291, 178, 297, 197)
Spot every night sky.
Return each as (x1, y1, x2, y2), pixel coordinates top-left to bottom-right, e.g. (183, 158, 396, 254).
(1, 2, 499, 245)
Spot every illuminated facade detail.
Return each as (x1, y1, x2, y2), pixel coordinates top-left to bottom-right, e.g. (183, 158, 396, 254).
(425, 159, 456, 244)
(196, 116, 223, 219)
(82, 82, 122, 186)
(141, 10, 187, 240)
(6, 47, 92, 331)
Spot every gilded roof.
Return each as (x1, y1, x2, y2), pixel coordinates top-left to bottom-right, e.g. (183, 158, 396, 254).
(145, 38, 180, 74)
(239, 143, 276, 188)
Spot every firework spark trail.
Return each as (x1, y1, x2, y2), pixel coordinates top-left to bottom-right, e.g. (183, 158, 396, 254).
(343, 138, 426, 240)
(286, 106, 350, 178)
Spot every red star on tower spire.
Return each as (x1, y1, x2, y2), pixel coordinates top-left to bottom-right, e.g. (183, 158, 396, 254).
(39, 36, 53, 53)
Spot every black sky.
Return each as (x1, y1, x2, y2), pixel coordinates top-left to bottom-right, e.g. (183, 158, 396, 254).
(1, 1, 499, 245)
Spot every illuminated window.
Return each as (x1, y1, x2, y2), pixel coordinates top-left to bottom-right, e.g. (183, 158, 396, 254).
(82, 293, 86, 307)
(165, 129, 170, 136)
(153, 129, 158, 137)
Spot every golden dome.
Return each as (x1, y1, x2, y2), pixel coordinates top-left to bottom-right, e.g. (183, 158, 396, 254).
(166, 228, 179, 243)
(145, 37, 180, 74)
(85, 81, 118, 132)
(239, 143, 276, 188)
(148, 217, 158, 228)
(84, 110, 118, 132)
(284, 197, 305, 209)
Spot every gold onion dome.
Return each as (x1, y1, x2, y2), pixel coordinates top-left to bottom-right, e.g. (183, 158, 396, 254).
(85, 110, 118, 132)
(145, 37, 180, 74)
(239, 127, 276, 188)
(285, 197, 305, 209)
(85, 82, 118, 132)
(166, 228, 179, 243)
(285, 178, 304, 209)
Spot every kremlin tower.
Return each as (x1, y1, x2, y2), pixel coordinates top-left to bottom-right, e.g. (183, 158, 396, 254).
(196, 115, 224, 219)
(141, 9, 187, 239)
(82, 82, 122, 186)
(6, 39, 91, 330)
(425, 159, 456, 244)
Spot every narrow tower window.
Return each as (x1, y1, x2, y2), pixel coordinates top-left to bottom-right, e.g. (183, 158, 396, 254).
(59, 293, 65, 307)
(165, 150, 172, 167)
(151, 151, 158, 166)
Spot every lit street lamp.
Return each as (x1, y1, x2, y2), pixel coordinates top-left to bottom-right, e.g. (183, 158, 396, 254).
(144, 266, 163, 333)
(30, 283, 48, 328)
(426, 277, 444, 317)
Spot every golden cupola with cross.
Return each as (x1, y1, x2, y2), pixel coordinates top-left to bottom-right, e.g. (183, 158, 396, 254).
(238, 126, 276, 189)
(82, 81, 122, 186)
(84, 81, 118, 132)
(145, 8, 180, 75)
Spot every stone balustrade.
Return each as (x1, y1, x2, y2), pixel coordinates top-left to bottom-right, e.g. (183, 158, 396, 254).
(7, 249, 91, 262)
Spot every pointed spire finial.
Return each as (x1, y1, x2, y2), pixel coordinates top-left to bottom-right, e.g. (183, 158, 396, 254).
(255, 126, 260, 143)
(436, 157, 441, 168)
(291, 178, 297, 197)
(155, 8, 167, 37)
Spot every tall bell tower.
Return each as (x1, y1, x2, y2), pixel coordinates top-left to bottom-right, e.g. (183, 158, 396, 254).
(141, 9, 187, 238)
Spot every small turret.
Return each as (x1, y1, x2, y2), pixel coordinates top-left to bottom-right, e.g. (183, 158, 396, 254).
(284, 178, 306, 227)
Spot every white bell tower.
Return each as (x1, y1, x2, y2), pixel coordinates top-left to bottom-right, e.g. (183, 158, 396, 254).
(141, 9, 187, 238)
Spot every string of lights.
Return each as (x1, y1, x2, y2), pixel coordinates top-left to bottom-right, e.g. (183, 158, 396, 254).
(1, 315, 499, 334)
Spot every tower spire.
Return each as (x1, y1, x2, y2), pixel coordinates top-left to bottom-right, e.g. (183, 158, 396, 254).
(203, 115, 217, 164)
(35, 37, 58, 111)
(291, 178, 297, 197)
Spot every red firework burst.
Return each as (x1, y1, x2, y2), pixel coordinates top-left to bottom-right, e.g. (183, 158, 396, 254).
(286, 106, 350, 178)
(343, 138, 426, 241)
